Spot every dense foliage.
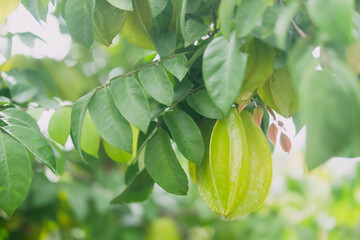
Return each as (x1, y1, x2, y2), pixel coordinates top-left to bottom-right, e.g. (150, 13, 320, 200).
(1, 0, 360, 237)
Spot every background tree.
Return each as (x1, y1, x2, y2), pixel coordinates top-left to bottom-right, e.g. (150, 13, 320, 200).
(0, 0, 360, 239)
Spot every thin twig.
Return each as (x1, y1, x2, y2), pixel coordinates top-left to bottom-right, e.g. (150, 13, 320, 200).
(108, 51, 195, 83)
(291, 20, 308, 38)
(170, 84, 204, 110)
(252, 98, 276, 121)
(278, 0, 308, 38)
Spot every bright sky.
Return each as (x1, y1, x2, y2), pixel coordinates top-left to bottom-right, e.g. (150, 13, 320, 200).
(0, 3, 71, 63)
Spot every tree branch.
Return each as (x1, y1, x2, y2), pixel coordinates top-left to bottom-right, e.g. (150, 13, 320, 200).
(108, 50, 195, 84)
(170, 84, 204, 110)
(291, 20, 308, 38)
(278, 0, 308, 38)
(251, 98, 277, 121)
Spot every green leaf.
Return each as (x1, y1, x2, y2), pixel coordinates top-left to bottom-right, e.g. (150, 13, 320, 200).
(287, 39, 318, 93)
(21, 0, 49, 23)
(335, 133, 360, 158)
(106, 0, 133, 11)
(219, 0, 237, 39)
(165, 109, 205, 164)
(180, 1, 207, 45)
(186, 89, 223, 119)
(251, 6, 287, 50)
(300, 64, 358, 170)
(163, 54, 188, 81)
(0, 134, 32, 216)
(111, 169, 154, 204)
(110, 77, 150, 134)
(330, 60, 360, 158)
(274, 2, 298, 49)
(236, 37, 275, 105)
(151, 28, 175, 57)
(136, 122, 157, 152)
(17, 32, 45, 48)
(125, 161, 140, 185)
(48, 107, 71, 146)
(63, 0, 95, 48)
(103, 124, 139, 163)
(292, 112, 304, 135)
(94, 0, 126, 46)
(270, 67, 298, 117)
(10, 83, 38, 104)
(0, 108, 40, 132)
(70, 91, 96, 162)
(0, 97, 10, 106)
(235, 0, 268, 38)
(3, 125, 56, 172)
(81, 112, 100, 158)
(147, 0, 169, 18)
(145, 128, 188, 195)
(179, 0, 188, 45)
(88, 87, 132, 153)
(202, 34, 247, 116)
(138, 65, 174, 106)
(259, 106, 274, 152)
(173, 77, 193, 102)
(184, 18, 209, 46)
(0, 35, 12, 58)
(188, 43, 208, 67)
(257, 78, 280, 114)
(307, 0, 354, 44)
(120, 0, 154, 49)
(153, 0, 173, 33)
(26, 109, 44, 121)
(104, 140, 131, 163)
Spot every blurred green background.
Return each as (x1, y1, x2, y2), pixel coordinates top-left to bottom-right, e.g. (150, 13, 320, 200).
(1, 153, 360, 240)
